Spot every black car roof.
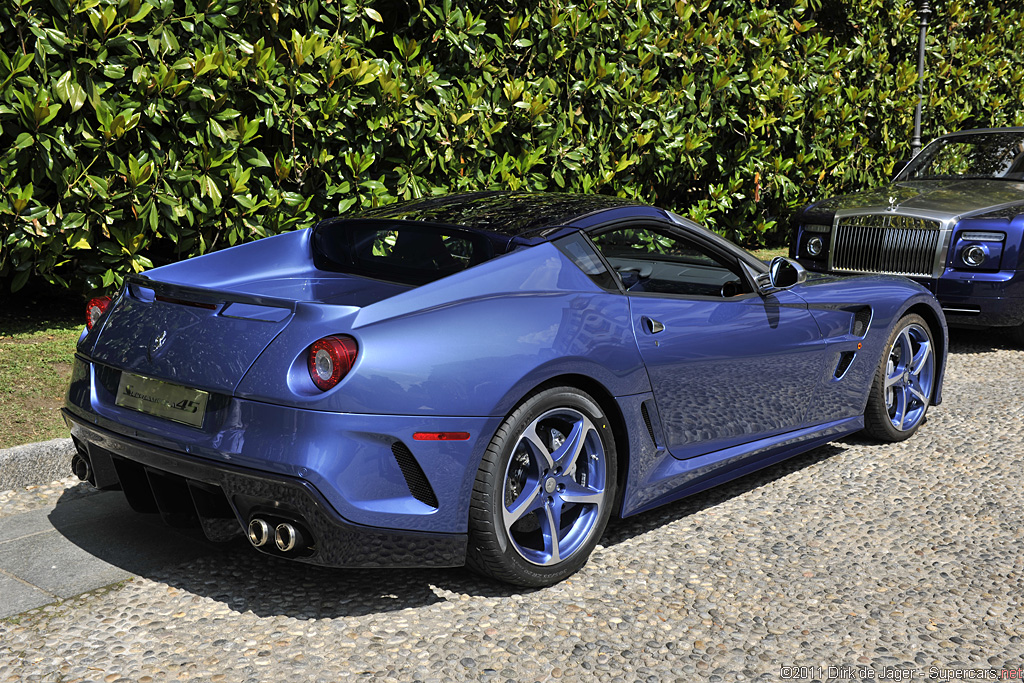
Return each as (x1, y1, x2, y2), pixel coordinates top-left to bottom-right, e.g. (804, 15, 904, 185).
(355, 191, 643, 237)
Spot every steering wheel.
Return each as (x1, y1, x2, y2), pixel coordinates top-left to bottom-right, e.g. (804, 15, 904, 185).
(720, 279, 743, 297)
(615, 263, 653, 278)
(614, 263, 653, 291)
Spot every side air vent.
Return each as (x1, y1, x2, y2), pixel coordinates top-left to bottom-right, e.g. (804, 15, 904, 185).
(640, 401, 656, 446)
(851, 306, 872, 337)
(834, 351, 856, 379)
(391, 442, 439, 508)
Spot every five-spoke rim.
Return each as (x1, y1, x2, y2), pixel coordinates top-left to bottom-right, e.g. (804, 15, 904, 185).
(501, 407, 607, 566)
(883, 322, 935, 432)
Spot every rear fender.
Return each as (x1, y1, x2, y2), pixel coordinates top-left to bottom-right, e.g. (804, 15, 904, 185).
(235, 244, 651, 415)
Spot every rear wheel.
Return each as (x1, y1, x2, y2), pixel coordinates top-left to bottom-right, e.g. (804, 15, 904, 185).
(466, 387, 616, 587)
(863, 314, 936, 442)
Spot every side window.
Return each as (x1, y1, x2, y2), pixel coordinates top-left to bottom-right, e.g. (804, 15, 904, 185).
(554, 232, 619, 291)
(591, 226, 751, 298)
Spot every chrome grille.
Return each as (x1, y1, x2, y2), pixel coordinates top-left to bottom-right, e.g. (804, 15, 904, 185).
(832, 214, 942, 277)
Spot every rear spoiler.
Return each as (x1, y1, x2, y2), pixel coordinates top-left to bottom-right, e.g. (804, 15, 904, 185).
(127, 274, 299, 312)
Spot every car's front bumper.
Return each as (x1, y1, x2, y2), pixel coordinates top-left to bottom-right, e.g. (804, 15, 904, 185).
(64, 410, 468, 568)
(931, 270, 1024, 328)
(797, 258, 1024, 329)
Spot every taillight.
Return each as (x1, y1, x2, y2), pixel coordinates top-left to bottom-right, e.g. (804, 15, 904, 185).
(85, 296, 112, 331)
(307, 335, 358, 391)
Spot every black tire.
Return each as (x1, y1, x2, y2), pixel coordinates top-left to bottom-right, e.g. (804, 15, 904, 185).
(466, 386, 617, 587)
(863, 313, 936, 442)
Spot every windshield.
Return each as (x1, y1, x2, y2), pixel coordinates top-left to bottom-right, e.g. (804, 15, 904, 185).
(900, 131, 1024, 181)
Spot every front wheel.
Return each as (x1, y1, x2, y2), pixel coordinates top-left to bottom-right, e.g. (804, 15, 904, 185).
(466, 386, 617, 587)
(863, 313, 936, 442)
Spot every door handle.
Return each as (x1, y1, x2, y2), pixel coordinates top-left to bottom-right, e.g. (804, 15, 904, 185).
(643, 317, 665, 334)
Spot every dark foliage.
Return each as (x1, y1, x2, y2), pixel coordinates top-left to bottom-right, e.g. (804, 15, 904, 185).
(1, 0, 1022, 293)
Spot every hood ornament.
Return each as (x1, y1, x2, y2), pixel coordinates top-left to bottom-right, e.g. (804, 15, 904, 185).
(886, 195, 899, 212)
(147, 330, 168, 362)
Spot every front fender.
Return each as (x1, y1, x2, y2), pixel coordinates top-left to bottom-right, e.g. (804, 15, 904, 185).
(794, 274, 947, 409)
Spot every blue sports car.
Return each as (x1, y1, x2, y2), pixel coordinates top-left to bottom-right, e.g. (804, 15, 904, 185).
(65, 192, 947, 586)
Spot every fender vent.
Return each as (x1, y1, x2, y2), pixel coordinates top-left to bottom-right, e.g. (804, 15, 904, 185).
(640, 401, 656, 446)
(852, 307, 872, 337)
(834, 351, 856, 379)
(391, 442, 439, 508)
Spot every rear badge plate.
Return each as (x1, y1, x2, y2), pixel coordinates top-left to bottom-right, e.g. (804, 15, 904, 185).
(115, 372, 209, 428)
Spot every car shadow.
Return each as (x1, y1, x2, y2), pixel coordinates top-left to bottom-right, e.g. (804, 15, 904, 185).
(601, 441, 847, 547)
(46, 484, 533, 618)
(47, 438, 853, 617)
(948, 326, 1020, 354)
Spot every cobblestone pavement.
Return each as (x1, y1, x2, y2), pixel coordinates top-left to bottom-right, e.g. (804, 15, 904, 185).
(1, 330, 1022, 682)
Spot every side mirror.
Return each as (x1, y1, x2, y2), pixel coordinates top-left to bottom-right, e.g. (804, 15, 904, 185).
(760, 257, 807, 293)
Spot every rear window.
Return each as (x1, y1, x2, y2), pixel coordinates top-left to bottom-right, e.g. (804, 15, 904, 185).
(312, 219, 496, 286)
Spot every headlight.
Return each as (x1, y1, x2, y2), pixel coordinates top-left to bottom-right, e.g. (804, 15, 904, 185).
(952, 230, 1004, 270)
(961, 231, 1005, 242)
(961, 244, 986, 267)
(807, 236, 823, 256)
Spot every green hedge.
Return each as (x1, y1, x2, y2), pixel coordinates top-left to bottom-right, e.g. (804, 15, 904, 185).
(1, 0, 1023, 293)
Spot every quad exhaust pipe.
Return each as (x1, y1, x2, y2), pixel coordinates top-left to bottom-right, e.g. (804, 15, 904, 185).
(71, 454, 91, 483)
(247, 518, 272, 547)
(274, 522, 304, 552)
(247, 517, 310, 554)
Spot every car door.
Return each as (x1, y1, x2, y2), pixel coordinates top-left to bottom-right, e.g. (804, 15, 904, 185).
(590, 223, 828, 460)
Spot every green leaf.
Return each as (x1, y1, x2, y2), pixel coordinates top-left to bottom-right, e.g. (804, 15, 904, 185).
(11, 269, 30, 292)
(239, 148, 270, 167)
(198, 175, 222, 206)
(67, 82, 86, 112)
(209, 118, 227, 142)
(69, 233, 92, 249)
(36, 103, 61, 127)
(54, 71, 72, 102)
(129, 2, 153, 22)
(86, 176, 109, 199)
(63, 212, 87, 230)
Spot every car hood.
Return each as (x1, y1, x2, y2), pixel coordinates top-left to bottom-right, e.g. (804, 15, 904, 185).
(806, 179, 1024, 222)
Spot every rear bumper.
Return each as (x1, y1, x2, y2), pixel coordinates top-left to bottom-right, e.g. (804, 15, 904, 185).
(64, 410, 467, 568)
(67, 355, 501, 534)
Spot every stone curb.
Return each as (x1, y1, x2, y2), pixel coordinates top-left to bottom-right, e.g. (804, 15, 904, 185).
(0, 437, 75, 491)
